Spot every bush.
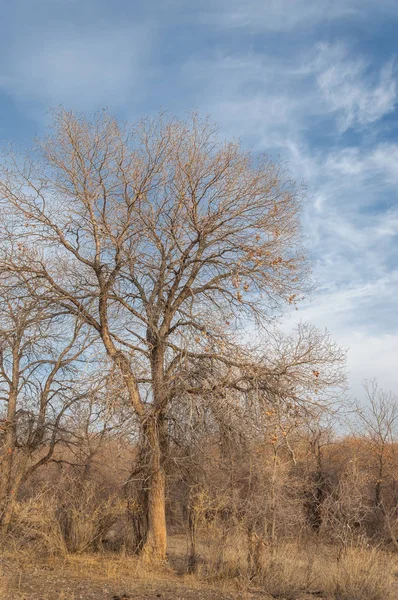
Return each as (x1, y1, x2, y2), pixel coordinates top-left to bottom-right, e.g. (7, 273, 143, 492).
(12, 493, 68, 555)
(324, 547, 394, 600)
(11, 481, 127, 555)
(258, 544, 315, 600)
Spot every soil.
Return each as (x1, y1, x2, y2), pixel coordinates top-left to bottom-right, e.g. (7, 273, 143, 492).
(1, 555, 269, 600)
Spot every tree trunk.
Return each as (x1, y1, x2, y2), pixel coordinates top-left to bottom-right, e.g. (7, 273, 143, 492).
(104, 316, 169, 560)
(0, 385, 18, 534)
(0, 466, 25, 535)
(0, 445, 14, 534)
(188, 505, 198, 574)
(141, 412, 167, 561)
(138, 339, 168, 561)
(269, 447, 278, 557)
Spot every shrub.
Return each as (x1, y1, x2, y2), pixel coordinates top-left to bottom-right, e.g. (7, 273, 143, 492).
(11, 481, 127, 555)
(258, 544, 315, 600)
(323, 547, 394, 600)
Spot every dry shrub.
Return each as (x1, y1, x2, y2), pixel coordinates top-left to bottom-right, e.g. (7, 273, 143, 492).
(323, 547, 394, 600)
(11, 482, 127, 555)
(12, 493, 68, 555)
(250, 542, 395, 600)
(187, 491, 248, 579)
(197, 522, 316, 599)
(56, 481, 126, 553)
(198, 526, 247, 579)
(256, 544, 316, 600)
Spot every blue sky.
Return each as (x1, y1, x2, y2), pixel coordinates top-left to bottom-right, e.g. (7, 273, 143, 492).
(1, 0, 398, 398)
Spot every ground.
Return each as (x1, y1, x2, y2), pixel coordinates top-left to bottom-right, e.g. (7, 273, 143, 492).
(2, 538, 397, 599)
(0, 553, 269, 600)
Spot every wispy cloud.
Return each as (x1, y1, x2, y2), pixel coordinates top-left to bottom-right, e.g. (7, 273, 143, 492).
(326, 144, 398, 184)
(184, 43, 396, 148)
(200, 0, 398, 32)
(0, 0, 397, 398)
(309, 43, 396, 131)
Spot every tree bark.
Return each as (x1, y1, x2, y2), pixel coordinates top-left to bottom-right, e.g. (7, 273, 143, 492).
(140, 338, 168, 561)
(98, 295, 168, 557)
(141, 413, 167, 560)
(188, 504, 198, 574)
(0, 466, 24, 535)
(0, 351, 19, 534)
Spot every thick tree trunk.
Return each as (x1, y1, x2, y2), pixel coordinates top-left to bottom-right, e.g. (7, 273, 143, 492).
(102, 308, 169, 560)
(0, 467, 24, 535)
(0, 384, 18, 534)
(0, 446, 14, 534)
(139, 339, 168, 561)
(0, 433, 13, 518)
(143, 415, 167, 560)
(126, 412, 167, 560)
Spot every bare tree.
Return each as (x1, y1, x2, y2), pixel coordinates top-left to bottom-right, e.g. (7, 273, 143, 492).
(0, 109, 340, 559)
(356, 381, 398, 548)
(0, 275, 95, 533)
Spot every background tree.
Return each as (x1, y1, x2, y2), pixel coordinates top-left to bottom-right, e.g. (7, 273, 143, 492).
(356, 381, 398, 548)
(0, 274, 96, 534)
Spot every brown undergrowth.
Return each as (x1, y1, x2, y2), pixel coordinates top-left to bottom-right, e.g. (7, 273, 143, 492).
(1, 536, 396, 600)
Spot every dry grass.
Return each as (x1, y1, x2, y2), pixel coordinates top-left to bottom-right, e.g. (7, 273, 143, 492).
(1, 520, 397, 600)
(0, 566, 9, 599)
(10, 483, 127, 556)
(257, 544, 316, 599)
(0, 550, 252, 600)
(11, 495, 68, 556)
(164, 524, 398, 600)
(0, 543, 396, 600)
(257, 543, 395, 600)
(197, 527, 247, 579)
(252, 543, 396, 600)
(323, 546, 395, 600)
(195, 532, 397, 600)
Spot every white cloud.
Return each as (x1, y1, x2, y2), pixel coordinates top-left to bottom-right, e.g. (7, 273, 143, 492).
(0, 0, 397, 399)
(344, 332, 398, 398)
(301, 144, 398, 283)
(324, 144, 398, 189)
(284, 273, 398, 396)
(311, 43, 396, 131)
(200, 0, 398, 32)
(278, 135, 398, 398)
(184, 45, 398, 334)
(294, 272, 398, 329)
(183, 42, 396, 156)
(212, 0, 354, 31)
